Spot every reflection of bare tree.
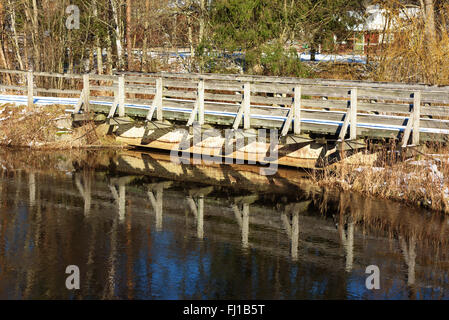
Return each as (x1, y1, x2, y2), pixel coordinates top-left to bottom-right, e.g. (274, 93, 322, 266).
(102, 213, 119, 300)
(338, 193, 354, 273)
(400, 234, 417, 298)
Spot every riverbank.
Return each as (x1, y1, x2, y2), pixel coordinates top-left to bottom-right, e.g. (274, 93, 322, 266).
(0, 104, 125, 149)
(313, 145, 449, 214)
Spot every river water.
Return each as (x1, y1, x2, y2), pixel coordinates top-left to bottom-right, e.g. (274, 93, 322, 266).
(0, 148, 448, 300)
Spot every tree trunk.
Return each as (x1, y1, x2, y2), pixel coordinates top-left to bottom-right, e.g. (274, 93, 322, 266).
(142, 0, 150, 72)
(8, 0, 24, 70)
(0, 2, 11, 84)
(111, 0, 124, 70)
(31, 0, 40, 71)
(188, 14, 194, 71)
(126, 0, 133, 70)
(424, 0, 436, 46)
(199, 0, 205, 44)
(93, 2, 103, 74)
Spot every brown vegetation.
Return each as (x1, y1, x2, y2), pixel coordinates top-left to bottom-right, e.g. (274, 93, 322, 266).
(313, 143, 449, 213)
(0, 104, 124, 149)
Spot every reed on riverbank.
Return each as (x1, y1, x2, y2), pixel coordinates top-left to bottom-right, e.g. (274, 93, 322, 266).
(313, 143, 449, 213)
(0, 104, 125, 149)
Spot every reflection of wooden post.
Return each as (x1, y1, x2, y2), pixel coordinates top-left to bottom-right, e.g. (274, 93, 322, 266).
(155, 188, 163, 231)
(118, 182, 126, 222)
(29, 172, 35, 206)
(282, 201, 309, 261)
(75, 173, 91, 216)
(233, 195, 258, 249)
(148, 185, 164, 231)
(109, 178, 129, 223)
(187, 186, 213, 240)
(197, 195, 204, 239)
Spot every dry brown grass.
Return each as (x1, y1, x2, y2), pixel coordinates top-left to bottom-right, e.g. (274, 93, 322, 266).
(0, 104, 125, 149)
(313, 143, 449, 213)
(372, 3, 449, 85)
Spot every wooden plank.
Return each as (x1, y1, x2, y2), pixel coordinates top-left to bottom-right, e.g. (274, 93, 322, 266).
(0, 69, 28, 75)
(107, 95, 119, 118)
(232, 106, 244, 130)
(281, 108, 294, 136)
(401, 118, 413, 148)
(34, 88, 82, 95)
(164, 89, 197, 99)
(90, 85, 117, 92)
(0, 85, 27, 91)
(187, 100, 199, 126)
(33, 71, 83, 79)
(338, 111, 351, 141)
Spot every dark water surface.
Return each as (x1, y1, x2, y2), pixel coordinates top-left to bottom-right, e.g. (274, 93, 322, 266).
(0, 148, 448, 300)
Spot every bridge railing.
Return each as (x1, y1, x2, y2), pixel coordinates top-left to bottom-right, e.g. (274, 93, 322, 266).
(1, 69, 449, 144)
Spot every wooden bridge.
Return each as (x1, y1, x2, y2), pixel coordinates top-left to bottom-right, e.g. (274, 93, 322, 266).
(1, 69, 449, 167)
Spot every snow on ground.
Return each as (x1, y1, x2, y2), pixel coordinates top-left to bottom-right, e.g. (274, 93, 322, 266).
(299, 53, 367, 64)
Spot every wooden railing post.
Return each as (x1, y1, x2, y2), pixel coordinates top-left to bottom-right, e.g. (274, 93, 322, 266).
(198, 79, 205, 125)
(83, 74, 90, 112)
(118, 75, 125, 117)
(412, 91, 421, 146)
(243, 82, 251, 130)
(294, 86, 301, 135)
(350, 88, 358, 140)
(156, 77, 163, 121)
(27, 71, 33, 108)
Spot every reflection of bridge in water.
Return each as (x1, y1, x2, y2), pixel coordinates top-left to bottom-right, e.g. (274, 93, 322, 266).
(2, 149, 449, 298)
(68, 151, 449, 286)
